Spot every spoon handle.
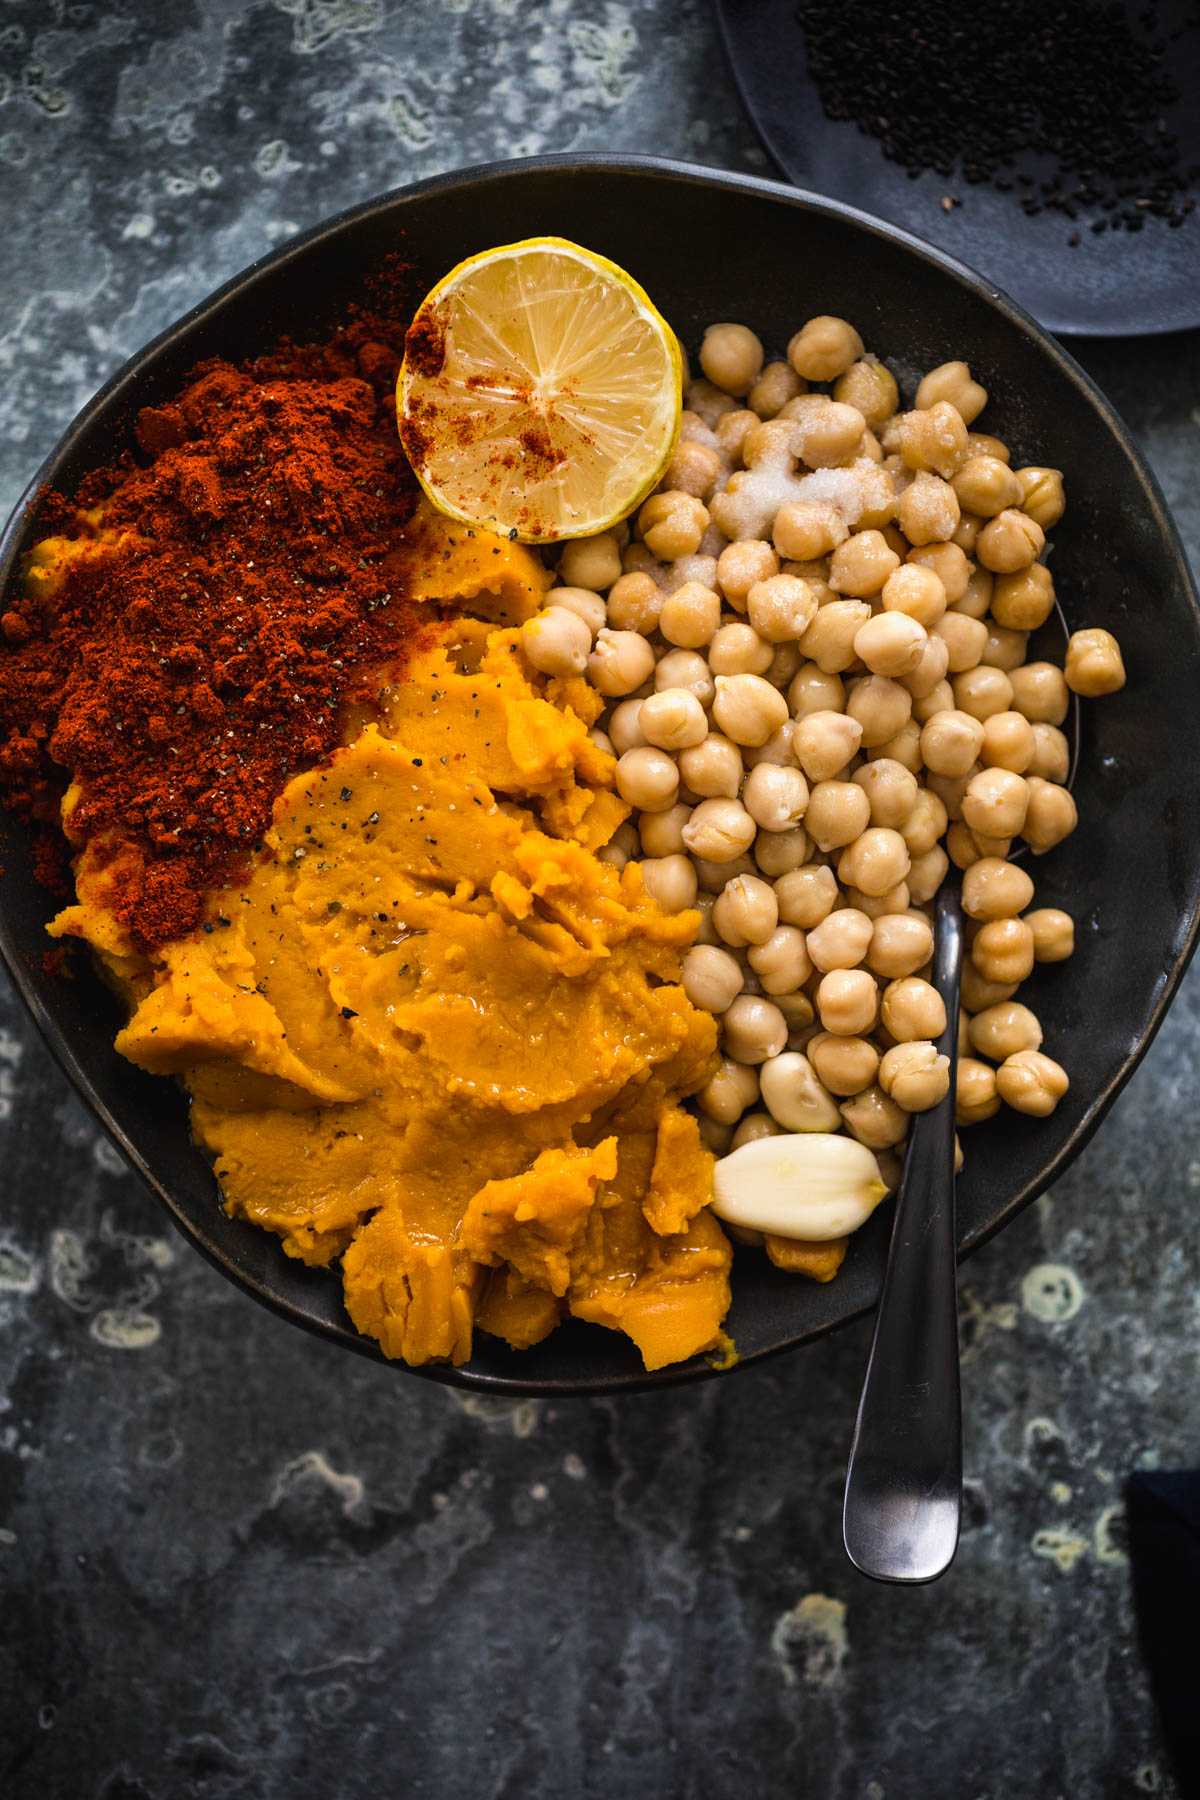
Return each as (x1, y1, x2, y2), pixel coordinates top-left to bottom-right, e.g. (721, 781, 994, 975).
(842, 874, 965, 1584)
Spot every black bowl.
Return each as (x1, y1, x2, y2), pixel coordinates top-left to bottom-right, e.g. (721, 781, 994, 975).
(2, 155, 1198, 1395)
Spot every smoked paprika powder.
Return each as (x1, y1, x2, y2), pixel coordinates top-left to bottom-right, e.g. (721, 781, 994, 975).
(0, 311, 429, 952)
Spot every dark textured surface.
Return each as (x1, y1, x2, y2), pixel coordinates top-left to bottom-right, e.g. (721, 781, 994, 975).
(1, 4, 1199, 1796)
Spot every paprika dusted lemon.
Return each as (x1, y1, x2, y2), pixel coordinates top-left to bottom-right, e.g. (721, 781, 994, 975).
(398, 238, 683, 543)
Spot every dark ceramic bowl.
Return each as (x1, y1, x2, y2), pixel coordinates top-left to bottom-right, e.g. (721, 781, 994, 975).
(2, 156, 1198, 1395)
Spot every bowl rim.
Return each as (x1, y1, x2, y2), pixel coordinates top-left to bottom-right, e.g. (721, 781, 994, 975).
(2, 151, 1199, 1396)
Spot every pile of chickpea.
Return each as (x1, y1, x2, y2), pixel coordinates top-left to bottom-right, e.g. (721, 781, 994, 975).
(519, 311, 1126, 1198)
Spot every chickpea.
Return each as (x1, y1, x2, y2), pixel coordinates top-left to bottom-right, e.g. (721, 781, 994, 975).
(788, 663, 846, 720)
(712, 673, 790, 747)
(1008, 662, 1070, 726)
(951, 512, 982, 554)
(775, 863, 839, 929)
(959, 960, 1018, 1014)
(953, 665, 1015, 721)
(558, 531, 622, 591)
(897, 471, 961, 546)
(996, 1048, 1070, 1117)
(743, 762, 810, 833)
(851, 759, 918, 829)
(1026, 906, 1074, 962)
(1065, 627, 1126, 696)
(607, 571, 662, 635)
(715, 409, 761, 467)
(879, 975, 945, 1042)
(854, 612, 927, 679)
(846, 882, 911, 920)
(826, 530, 899, 599)
(640, 854, 698, 912)
(881, 562, 947, 628)
(1020, 724, 1067, 788)
(804, 1031, 878, 1097)
(765, 640, 803, 693)
(590, 727, 615, 757)
(520, 605, 593, 678)
(1014, 466, 1066, 531)
(698, 1115, 734, 1155)
(708, 620, 774, 677)
(754, 824, 811, 877)
(699, 322, 764, 397)
(695, 852, 756, 892)
(800, 599, 873, 674)
(749, 360, 805, 419)
(933, 611, 989, 675)
(960, 857, 1035, 922)
(712, 873, 779, 948)
(748, 924, 813, 994)
(597, 818, 637, 870)
(549, 586, 607, 639)
(588, 628, 657, 697)
(912, 678, 955, 725)
(723, 994, 789, 1064)
(961, 768, 1030, 838)
(990, 564, 1054, 634)
(639, 803, 692, 858)
(980, 625, 1030, 674)
(758, 1052, 842, 1132)
(837, 826, 911, 897)
(698, 1056, 760, 1123)
(899, 402, 970, 479)
(968, 1001, 1043, 1061)
(906, 844, 950, 904)
(901, 634, 953, 704)
(804, 778, 872, 851)
(605, 703, 642, 761)
(678, 732, 742, 799)
(879, 1040, 951, 1112)
(915, 360, 988, 424)
(731, 1111, 784, 1151)
(863, 910, 932, 979)
(944, 822, 984, 869)
(807, 906, 874, 972)
(787, 315, 864, 382)
(920, 708, 985, 777)
(664, 439, 723, 500)
(955, 566, 994, 619)
(682, 797, 758, 863)
(743, 573, 816, 644)
(773, 499, 848, 562)
(873, 717, 927, 775)
(841, 1084, 909, 1149)
(816, 967, 880, 1036)
(833, 357, 899, 428)
(637, 688, 707, 753)
(894, 788, 944, 857)
(638, 491, 709, 561)
(655, 648, 715, 706)
(716, 538, 779, 610)
(950, 455, 1022, 518)
(1022, 778, 1077, 854)
(971, 917, 1035, 984)
(685, 379, 736, 427)
(925, 765, 978, 824)
(615, 745, 679, 813)
(956, 1058, 1001, 1125)
(976, 508, 1044, 574)
(659, 581, 721, 650)
(974, 712, 1033, 780)
(847, 675, 913, 749)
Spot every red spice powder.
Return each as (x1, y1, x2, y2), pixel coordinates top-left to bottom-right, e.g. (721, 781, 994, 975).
(0, 305, 433, 952)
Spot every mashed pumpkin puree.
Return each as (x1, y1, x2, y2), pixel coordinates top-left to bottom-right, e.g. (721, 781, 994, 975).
(47, 510, 731, 1370)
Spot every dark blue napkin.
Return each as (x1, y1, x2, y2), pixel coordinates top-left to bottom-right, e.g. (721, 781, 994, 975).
(1127, 1470, 1200, 1794)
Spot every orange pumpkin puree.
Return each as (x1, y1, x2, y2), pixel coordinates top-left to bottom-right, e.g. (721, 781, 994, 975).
(47, 507, 731, 1370)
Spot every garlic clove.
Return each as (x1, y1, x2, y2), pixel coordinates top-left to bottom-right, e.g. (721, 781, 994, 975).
(711, 1132, 888, 1241)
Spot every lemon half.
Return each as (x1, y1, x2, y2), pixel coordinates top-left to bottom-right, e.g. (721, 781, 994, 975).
(398, 237, 683, 544)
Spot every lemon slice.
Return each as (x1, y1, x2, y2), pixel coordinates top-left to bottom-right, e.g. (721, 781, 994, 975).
(397, 237, 682, 544)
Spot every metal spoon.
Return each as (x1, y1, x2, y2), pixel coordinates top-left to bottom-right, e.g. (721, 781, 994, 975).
(842, 602, 1079, 1584)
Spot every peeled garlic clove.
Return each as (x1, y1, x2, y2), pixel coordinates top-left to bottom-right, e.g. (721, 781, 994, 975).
(711, 1132, 888, 1241)
(759, 1051, 841, 1132)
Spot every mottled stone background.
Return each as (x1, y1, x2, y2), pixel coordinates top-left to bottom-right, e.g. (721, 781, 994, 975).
(1, 4, 1198, 1797)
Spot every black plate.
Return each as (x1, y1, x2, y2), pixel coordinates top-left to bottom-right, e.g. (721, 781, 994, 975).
(2, 155, 1199, 1394)
(716, 0, 1200, 336)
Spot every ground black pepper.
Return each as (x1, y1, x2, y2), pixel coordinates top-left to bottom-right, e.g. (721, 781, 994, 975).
(797, 0, 1198, 236)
